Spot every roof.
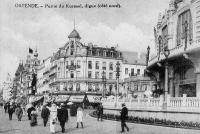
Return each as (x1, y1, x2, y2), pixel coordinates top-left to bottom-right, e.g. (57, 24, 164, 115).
(122, 51, 146, 65)
(68, 29, 81, 39)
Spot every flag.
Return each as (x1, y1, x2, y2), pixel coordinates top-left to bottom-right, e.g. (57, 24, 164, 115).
(29, 48, 33, 54)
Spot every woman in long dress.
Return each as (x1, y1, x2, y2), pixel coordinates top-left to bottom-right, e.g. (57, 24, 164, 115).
(49, 103, 58, 134)
(76, 106, 84, 128)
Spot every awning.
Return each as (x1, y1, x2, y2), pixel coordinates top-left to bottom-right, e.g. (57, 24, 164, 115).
(29, 96, 44, 104)
(55, 95, 70, 103)
(69, 95, 85, 103)
(87, 95, 102, 103)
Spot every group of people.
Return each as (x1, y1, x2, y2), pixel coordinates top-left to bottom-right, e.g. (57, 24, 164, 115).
(4, 102, 24, 121)
(40, 102, 84, 133)
(4, 101, 130, 133)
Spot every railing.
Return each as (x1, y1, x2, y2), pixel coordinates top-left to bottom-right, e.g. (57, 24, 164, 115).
(102, 94, 200, 112)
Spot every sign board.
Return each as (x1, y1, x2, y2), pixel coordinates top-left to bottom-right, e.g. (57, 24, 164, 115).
(69, 95, 85, 102)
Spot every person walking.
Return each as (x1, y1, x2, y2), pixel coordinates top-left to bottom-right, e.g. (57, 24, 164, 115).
(15, 104, 23, 121)
(4, 103, 8, 113)
(76, 105, 84, 128)
(120, 103, 129, 133)
(8, 104, 14, 120)
(97, 103, 103, 121)
(27, 104, 35, 120)
(49, 103, 58, 134)
(41, 104, 50, 127)
(57, 103, 68, 133)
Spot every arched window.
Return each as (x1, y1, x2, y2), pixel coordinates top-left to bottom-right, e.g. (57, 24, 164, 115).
(177, 10, 193, 46)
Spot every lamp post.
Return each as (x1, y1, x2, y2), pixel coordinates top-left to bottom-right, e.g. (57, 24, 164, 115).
(163, 48, 170, 109)
(115, 61, 120, 107)
(146, 46, 150, 66)
(102, 70, 106, 97)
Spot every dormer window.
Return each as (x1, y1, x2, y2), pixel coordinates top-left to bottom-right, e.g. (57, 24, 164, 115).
(110, 51, 113, 57)
(103, 50, 107, 56)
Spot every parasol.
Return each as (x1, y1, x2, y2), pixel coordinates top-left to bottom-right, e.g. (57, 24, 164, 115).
(67, 101, 73, 105)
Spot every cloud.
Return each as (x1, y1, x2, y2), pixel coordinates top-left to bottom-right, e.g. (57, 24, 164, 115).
(79, 21, 151, 52)
(0, 0, 169, 85)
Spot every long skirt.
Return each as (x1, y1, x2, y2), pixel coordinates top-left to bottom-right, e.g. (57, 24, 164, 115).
(30, 115, 37, 126)
(50, 118, 56, 133)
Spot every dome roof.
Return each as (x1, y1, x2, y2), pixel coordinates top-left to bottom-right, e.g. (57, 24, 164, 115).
(68, 29, 81, 39)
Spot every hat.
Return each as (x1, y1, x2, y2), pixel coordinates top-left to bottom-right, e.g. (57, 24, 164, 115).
(61, 103, 64, 106)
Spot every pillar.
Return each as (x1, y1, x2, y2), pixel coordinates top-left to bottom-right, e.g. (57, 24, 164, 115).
(175, 84, 179, 97)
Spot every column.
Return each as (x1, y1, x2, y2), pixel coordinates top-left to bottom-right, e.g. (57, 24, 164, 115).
(175, 84, 179, 97)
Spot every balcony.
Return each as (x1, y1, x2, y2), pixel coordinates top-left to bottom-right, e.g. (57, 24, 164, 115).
(148, 41, 200, 67)
(54, 77, 121, 83)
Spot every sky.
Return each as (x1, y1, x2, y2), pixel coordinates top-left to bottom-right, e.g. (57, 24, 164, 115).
(0, 0, 170, 87)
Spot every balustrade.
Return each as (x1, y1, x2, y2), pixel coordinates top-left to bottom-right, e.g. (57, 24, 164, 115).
(102, 95, 200, 112)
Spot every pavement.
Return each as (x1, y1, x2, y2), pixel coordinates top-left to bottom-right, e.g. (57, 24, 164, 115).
(0, 108, 200, 134)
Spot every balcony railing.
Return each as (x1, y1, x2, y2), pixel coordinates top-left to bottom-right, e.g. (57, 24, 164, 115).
(55, 77, 119, 83)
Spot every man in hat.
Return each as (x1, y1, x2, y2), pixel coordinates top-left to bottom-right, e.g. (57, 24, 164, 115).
(41, 104, 50, 127)
(97, 103, 103, 121)
(57, 103, 68, 133)
(120, 103, 129, 133)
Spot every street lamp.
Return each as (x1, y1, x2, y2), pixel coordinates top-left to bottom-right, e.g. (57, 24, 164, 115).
(102, 70, 106, 97)
(146, 46, 150, 66)
(163, 48, 170, 109)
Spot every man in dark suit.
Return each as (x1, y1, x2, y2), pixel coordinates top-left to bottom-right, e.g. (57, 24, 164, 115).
(57, 103, 68, 133)
(120, 103, 129, 133)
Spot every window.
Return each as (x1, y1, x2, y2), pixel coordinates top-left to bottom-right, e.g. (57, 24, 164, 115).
(102, 62, 106, 70)
(97, 50, 100, 56)
(77, 71, 80, 77)
(66, 71, 68, 78)
(66, 61, 68, 69)
(88, 61, 92, 69)
(69, 83, 73, 91)
(77, 60, 81, 68)
(109, 72, 113, 79)
(109, 85, 113, 94)
(95, 72, 99, 79)
(88, 83, 92, 91)
(177, 10, 193, 46)
(103, 51, 106, 56)
(131, 68, 134, 76)
(95, 84, 100, 92)
(70, 72, 74, 78)
(76, 83, 80, 91)
(71, 61, 74, 66)
(109, 62, 113, 70)
(96, 61, 99, 69)
(88, 50, 92, 55)
(137, 69, 140, 75)
(162, 26, 168, 51)
(110, 51, 113, 57)
(88, 71, 92, 78)
(70, 50, 74, 55)
(125, 68, 128, 74)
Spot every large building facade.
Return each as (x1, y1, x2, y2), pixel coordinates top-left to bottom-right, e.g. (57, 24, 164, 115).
(148, 0, 200, 97)
(36, 29, 147, 96)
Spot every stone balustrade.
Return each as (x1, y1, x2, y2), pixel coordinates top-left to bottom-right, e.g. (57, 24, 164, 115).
(102, 94, 200, 112)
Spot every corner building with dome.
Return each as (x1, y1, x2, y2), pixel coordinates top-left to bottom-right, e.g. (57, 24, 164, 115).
(37, 28, 147, 96)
